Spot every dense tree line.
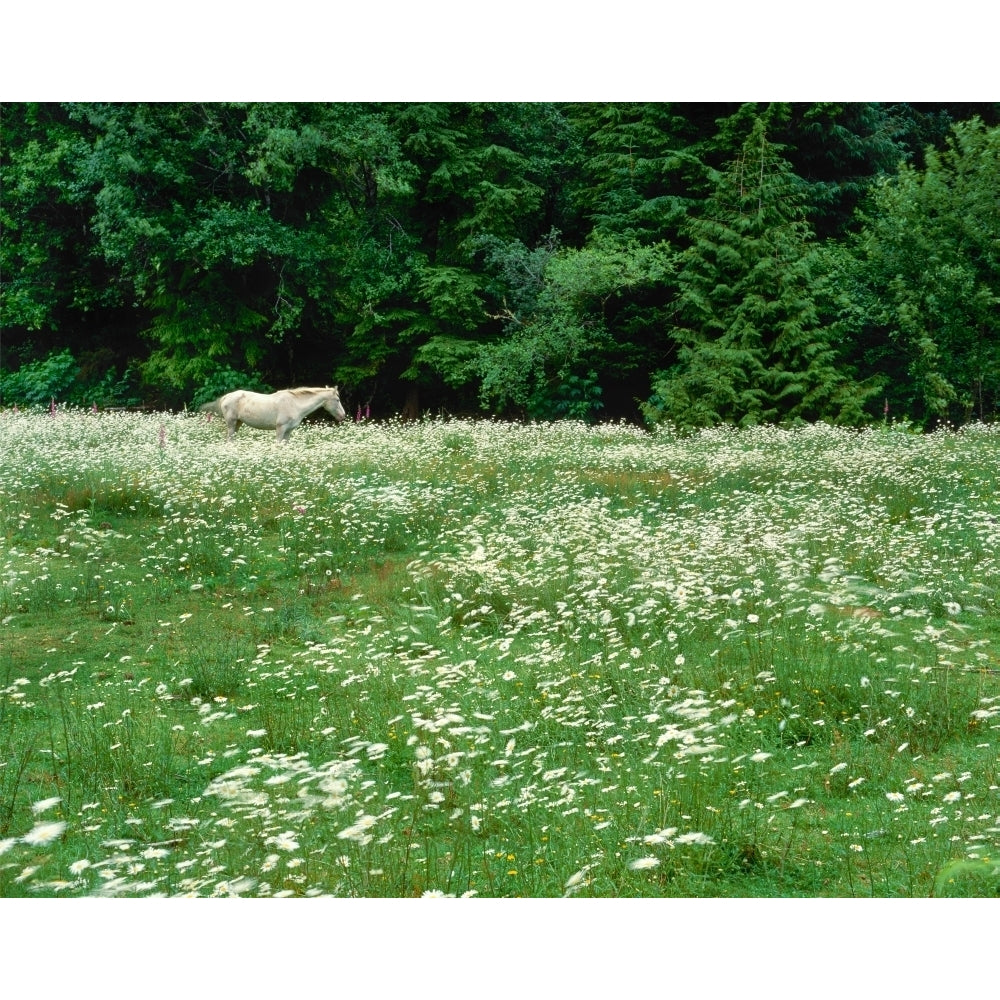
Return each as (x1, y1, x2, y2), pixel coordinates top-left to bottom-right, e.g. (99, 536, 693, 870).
(2, 101, 998, 426)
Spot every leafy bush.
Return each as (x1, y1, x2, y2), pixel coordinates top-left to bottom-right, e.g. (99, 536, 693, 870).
(0, 349, 78, 406)
(0, 349, 143, 408)
(191, 365, 274, 408)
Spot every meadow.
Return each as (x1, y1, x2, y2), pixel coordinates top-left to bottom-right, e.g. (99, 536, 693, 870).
(1, 408, 998, 898)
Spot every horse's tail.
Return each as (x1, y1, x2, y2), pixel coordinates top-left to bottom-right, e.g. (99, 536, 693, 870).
(198, 398, 223, 416)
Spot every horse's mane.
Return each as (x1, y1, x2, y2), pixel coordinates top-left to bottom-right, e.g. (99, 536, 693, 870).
(286, 386, 337, 397)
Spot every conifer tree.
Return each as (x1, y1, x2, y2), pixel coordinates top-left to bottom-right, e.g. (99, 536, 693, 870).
(645, 117, 877, 429)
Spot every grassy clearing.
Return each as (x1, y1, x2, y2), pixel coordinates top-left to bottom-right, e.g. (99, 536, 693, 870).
(1, 410, 999, 897)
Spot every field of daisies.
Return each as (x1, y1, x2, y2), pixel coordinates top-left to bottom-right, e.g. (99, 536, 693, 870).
(1, 407, 998, 897)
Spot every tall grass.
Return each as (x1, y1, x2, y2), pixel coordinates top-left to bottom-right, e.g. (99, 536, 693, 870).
(2, 409, 998, 896)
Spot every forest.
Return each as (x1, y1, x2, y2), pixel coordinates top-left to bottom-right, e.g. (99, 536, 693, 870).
(1, 101, 998, 427)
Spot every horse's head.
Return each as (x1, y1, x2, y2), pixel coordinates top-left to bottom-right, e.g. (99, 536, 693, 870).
(324, 387, 347, 423)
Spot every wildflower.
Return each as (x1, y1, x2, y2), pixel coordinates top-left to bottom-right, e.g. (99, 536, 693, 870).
(628, 857, 660, 870)
(269, 831, 300, 851)
(886, 792, 905, 803)
(337, 815, 377, 842)
(421, 889, 449, 897)
(31, 796, 62, 815)
(643, 828, 677, 845)
(829, 762, 848, 774)
(501, 670, 517, 682)
(849, 844, 864, 853)
(675, 832, 715, 846)
(22, 820, 67, 846)
(222, 876, 257, 895)
(750, 752, 772, 763)
(69, 859, 91, 876)
(0, 838, 17, 856)
(942, 791, 962, 804)
(320, 777, 349, 797)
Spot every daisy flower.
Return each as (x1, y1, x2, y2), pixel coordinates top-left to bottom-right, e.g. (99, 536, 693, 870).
(31, 797, 62, 815)
(22, 821, 67, 846)
(628, 857, 661, 871)
(269, 831, 300, 851)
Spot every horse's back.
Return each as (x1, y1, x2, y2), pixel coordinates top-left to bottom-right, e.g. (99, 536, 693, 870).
(224, 390, 283, 429)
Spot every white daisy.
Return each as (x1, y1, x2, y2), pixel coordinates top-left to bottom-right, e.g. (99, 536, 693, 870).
(22, 821, 67, 846)
(628, 856, 660, 870)
(31, 796, 62, 815)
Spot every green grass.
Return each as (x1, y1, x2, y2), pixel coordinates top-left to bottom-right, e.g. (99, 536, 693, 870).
(2, 411, 999, 896)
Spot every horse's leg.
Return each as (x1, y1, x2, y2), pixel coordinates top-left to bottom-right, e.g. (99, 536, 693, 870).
(227, 419, 241, 439)
(276, 416, 301, 443)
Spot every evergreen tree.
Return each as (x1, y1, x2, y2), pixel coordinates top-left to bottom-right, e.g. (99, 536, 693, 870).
(645, 116, 878, 429)
(383, 102, 574, 413)
(3, 103, 996, 421)
(564, 102, 730, 244)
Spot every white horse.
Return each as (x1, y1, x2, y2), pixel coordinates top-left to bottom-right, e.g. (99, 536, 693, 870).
(199, 387, 347, 443)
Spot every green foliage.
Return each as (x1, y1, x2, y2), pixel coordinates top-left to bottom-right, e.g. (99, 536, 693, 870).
(0, 348, 142, 408)
(0, 349, 78, 405)
(2, 102, 998, 422)
(190, 364, 273, 408)
(741, 103, 916, 238)
(842, 118, 1000, 425)
(644, 117, 880, 429)
(413, 263, 484, 334)
(477, 231, 674, 419)
(566, 102, 717, 242)
(405, 335, 480, 389)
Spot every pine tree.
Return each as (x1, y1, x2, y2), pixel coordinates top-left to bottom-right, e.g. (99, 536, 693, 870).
(645, 117, 878, 429)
